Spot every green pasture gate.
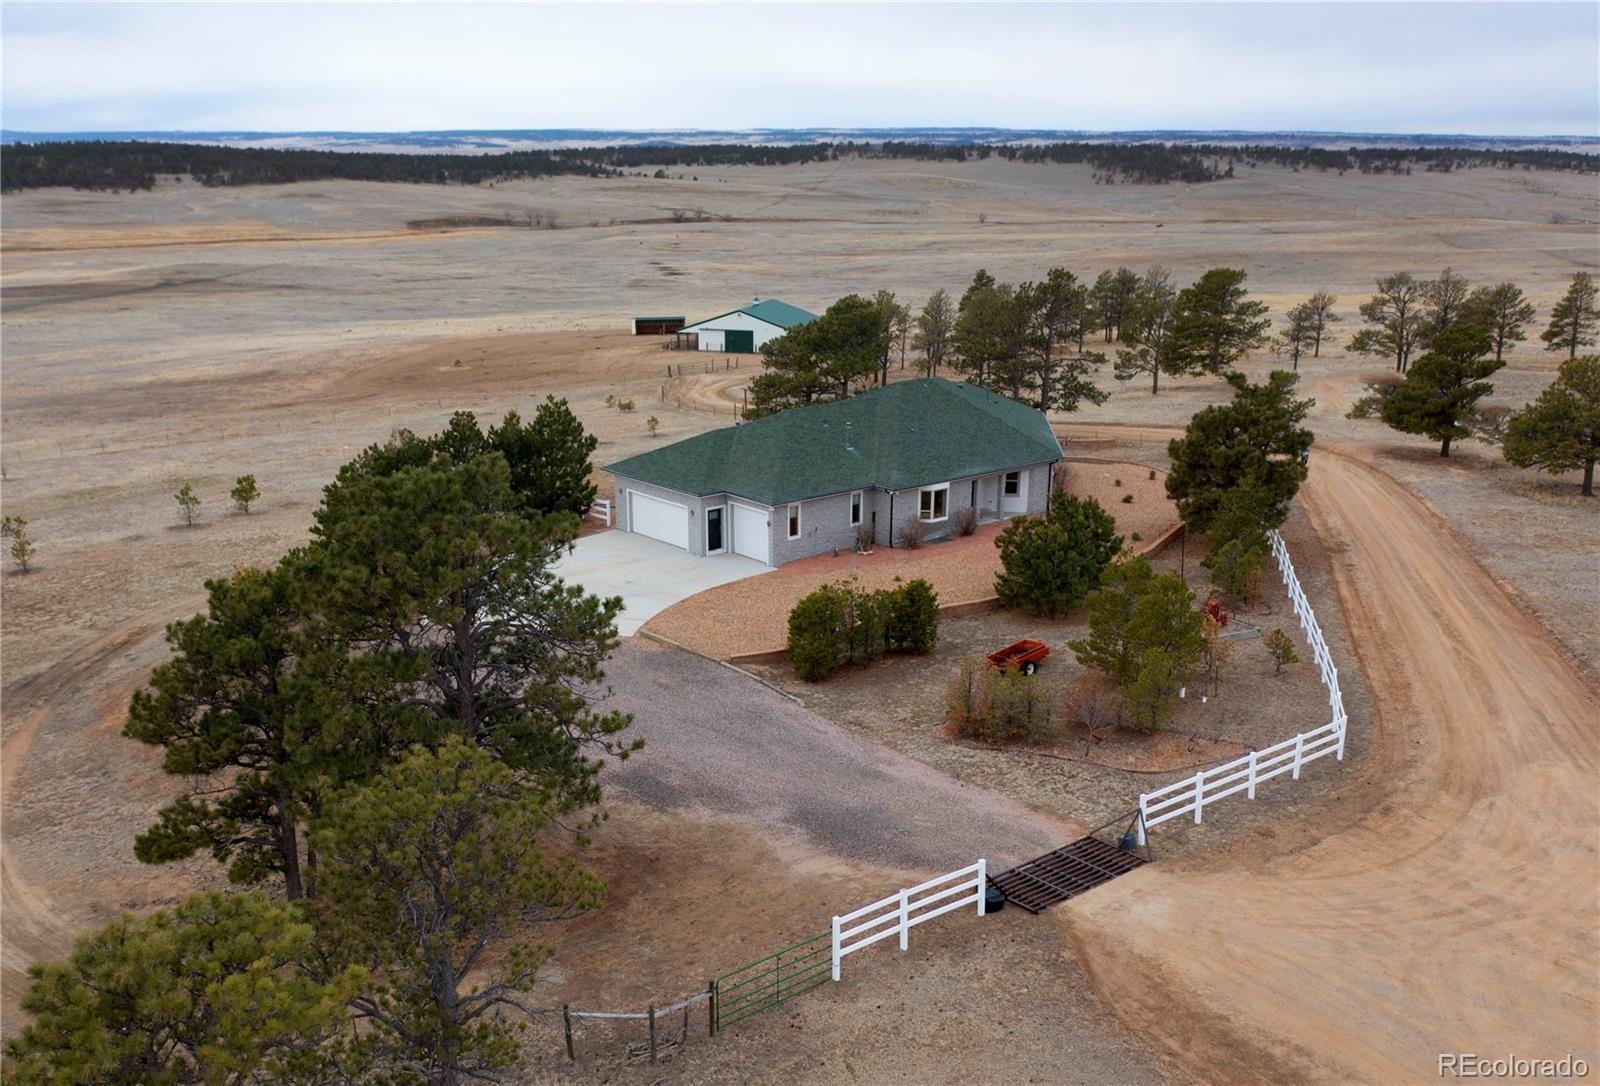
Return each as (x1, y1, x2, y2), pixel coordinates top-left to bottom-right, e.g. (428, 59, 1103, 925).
(711, 932, 831, 1031)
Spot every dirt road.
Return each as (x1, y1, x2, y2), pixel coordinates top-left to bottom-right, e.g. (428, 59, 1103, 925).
(1065, 446, 1600, 1083)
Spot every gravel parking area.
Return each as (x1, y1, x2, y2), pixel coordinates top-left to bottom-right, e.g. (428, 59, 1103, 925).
(640, 460, 1179, 659)
(596, 638, 1080, 874)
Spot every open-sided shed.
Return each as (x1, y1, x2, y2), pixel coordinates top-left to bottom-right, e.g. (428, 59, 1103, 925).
(631, 316, 686, 335)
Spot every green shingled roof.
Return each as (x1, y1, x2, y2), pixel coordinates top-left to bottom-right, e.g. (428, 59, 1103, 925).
(684, 298, 818, 331)
(606, 378, 1064, 507)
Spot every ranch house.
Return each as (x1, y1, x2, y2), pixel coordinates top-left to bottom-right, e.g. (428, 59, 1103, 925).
(672, 297, 818, 353)
(604, 377, 1064, 566)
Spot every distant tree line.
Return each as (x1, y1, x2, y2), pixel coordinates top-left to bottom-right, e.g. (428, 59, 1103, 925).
(7, 137, 1593, 193)
(0, 140, 615, 192)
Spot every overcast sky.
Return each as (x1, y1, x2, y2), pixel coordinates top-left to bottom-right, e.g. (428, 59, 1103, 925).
(2, 2, 1596, 135)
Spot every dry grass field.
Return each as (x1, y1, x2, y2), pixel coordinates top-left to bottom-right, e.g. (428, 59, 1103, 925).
(3, 158, 1597, 1080)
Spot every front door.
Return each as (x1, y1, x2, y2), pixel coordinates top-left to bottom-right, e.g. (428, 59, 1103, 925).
(724, 329, 755, 353)
(706, 506, 725, 554)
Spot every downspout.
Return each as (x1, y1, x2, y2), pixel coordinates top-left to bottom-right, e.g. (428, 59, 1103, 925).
(1047, 462, 1055, 513)
(888, 491, 895, 548)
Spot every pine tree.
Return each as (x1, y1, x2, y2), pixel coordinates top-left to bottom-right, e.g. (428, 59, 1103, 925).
(1281, 301, 1318, 370)
(313, 739, 604, 1083)
(913, 288, 955, 375)
(1381, 325, 1503, 457)
(3, 892, 361, 1083)
(1304, 290, 1340, 356)
(230, 473, 260, 513)
(1069, 557, 1204, 732)
(1113, 266, 1178, 394)
(2, 515, 35, 573)
(1349, 272, 1428, 372)
(953, 272, 1023, 390)
(1166, 267, 1272, 377)
(1462, 282, 1536, 361)
(1542, 272, 1599, 360)
(1503, 354, 1600, 495)
(123, 559, 373, 899)
(174, 482, 201, 526)
(1165, 371, 1315, 532)
(1421, 266, 1471, 343)
(993, 495, 1122, 617)
(307, 453, 637, 817)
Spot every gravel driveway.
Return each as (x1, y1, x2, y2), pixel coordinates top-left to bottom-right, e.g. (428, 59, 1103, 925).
(596, 639, 1079, 874)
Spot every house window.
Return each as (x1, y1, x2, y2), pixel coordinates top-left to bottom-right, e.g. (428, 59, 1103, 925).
(1003, 471, 1021, 497)
(850, 491, 863, 526)
(787, 503, 802, 539)
(918, 484, 949, 523)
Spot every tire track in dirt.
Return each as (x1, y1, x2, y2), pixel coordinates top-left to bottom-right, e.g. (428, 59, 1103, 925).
(1, 618, 169, 994)
(1062, 445, 1600, 1083)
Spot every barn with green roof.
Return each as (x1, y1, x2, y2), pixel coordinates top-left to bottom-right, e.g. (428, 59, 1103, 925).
(674, 296, 818, 354)
(605, 378, 1064, 565)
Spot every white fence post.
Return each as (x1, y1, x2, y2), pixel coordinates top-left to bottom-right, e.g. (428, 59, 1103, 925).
(831, 862, 987, 982)
(1135, 530, 1349, 841)
(830, 915, 841, 982)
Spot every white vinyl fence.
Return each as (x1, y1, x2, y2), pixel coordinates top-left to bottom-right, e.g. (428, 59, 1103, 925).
(1137, 529, 1348, 843)
(831, 861, 986, 981)
(589, 498, 612, 526)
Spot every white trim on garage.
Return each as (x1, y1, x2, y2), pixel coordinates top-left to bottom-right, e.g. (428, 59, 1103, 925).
(629, 490, 689, 550)
(731, 500, 770, 564)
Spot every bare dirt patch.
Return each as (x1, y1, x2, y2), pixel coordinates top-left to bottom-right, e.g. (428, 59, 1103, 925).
(746, 543, 1330, 834)
(511, 805, 1170, 1085)
(1064, 447, 1600, 1084)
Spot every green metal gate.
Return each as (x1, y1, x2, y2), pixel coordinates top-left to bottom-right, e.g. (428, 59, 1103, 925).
(712, 932, 830, 1031)
(723, 329, 755, 354)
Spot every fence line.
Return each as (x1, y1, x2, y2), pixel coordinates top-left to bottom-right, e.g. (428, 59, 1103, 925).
(712, 932, 831, 1030)
(1137, 529, 1348, 843)
(831, 860, 986, 981)
(589, 497, 612, 526)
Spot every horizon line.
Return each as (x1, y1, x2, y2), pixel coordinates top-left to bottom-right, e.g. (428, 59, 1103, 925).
(3, 126, 1597, 142)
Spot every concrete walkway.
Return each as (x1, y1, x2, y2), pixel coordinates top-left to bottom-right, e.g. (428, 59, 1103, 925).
(557, 530, 771, 636)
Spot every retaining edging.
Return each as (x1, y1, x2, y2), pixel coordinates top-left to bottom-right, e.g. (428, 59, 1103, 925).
(722, 522, 1182, 668)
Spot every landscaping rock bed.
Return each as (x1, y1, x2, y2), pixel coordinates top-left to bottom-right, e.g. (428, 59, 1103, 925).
(747, 542, 1333, 833)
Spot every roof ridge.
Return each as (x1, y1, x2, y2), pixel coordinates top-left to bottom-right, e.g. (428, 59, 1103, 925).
(936, 379, 1066, 453)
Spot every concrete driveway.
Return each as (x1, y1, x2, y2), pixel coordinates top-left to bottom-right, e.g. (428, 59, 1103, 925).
(556, 530, 771, 636)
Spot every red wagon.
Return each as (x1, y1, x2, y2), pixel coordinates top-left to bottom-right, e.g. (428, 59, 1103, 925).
(986, 639, 1050, 675)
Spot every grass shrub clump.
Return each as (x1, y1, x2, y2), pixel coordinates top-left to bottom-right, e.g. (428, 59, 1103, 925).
(787, 578, 940, 681)
(946, 655, 1059, 744)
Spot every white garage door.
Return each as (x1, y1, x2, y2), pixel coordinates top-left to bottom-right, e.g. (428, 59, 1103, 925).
(731, 502, 770, 564)
(629, 491, 689, 550)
